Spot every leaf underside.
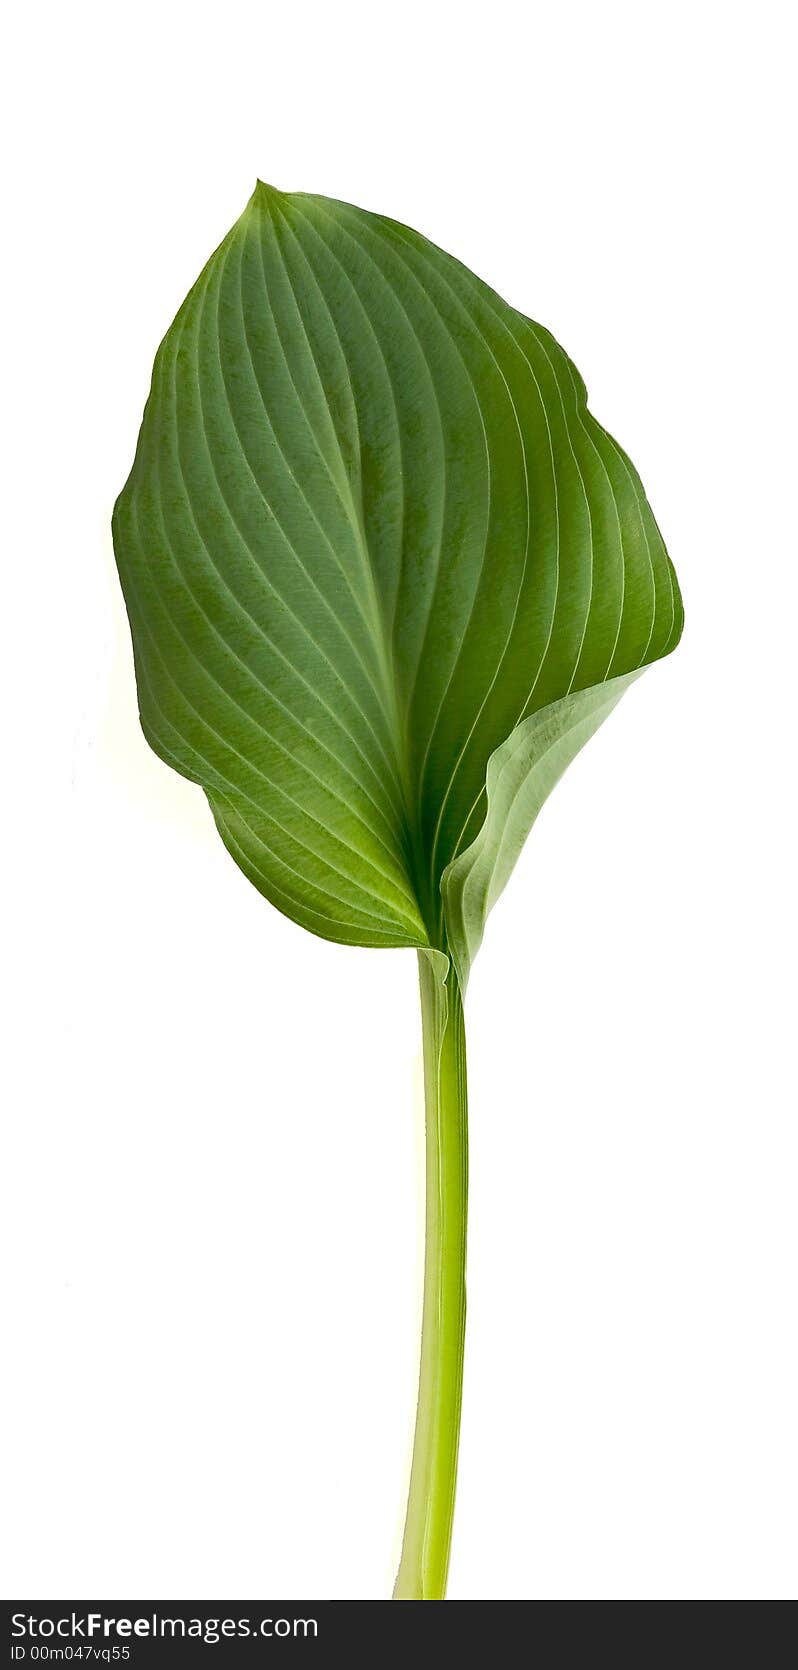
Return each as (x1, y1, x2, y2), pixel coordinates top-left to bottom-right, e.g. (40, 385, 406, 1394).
(114, 183, 682, 982)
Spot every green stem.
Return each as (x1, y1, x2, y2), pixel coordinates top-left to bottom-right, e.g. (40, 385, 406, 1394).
(393, 950, 468, 1600)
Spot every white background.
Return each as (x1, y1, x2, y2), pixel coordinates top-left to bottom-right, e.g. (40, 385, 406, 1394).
(3, 0, 796, 1602)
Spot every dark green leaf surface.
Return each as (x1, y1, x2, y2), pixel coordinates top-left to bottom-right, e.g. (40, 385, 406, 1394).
(114, 183, 682, 977)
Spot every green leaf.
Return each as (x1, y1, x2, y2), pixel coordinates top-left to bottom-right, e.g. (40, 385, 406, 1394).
(113, 182, 684, 1601)
(113, 182, 681, 979)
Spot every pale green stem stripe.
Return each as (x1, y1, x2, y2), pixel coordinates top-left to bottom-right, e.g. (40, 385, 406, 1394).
(394, 952, 468, 1600)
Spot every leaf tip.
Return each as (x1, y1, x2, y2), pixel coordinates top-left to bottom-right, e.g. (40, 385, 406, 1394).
(252, 178, 286, 211)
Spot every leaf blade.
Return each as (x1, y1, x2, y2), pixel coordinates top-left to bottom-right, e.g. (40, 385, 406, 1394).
(114, 183, 682, 960)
